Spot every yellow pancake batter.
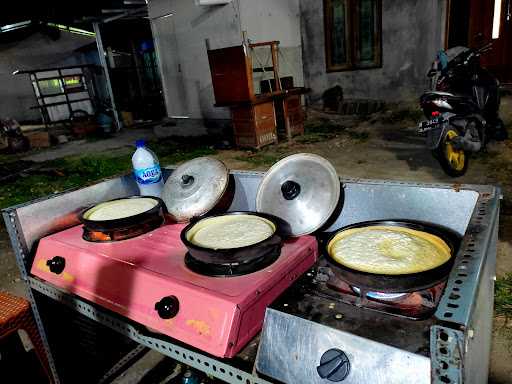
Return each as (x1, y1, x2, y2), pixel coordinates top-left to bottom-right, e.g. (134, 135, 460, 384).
(328, 226, 451, 275)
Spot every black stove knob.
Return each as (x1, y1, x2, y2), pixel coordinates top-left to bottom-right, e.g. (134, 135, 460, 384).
(317, 348, 351, 382)
(46, 256, 66, 275)
(154, 296, 179, 319)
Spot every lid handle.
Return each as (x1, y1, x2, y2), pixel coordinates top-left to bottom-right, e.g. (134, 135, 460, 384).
(281, 180, 301, 200)
(181, 174, 195, 187)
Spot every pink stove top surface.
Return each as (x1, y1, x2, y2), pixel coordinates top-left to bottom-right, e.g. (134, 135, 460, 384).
(31, 224, 318, 357)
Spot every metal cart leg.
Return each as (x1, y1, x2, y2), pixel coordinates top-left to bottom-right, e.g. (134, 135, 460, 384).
(3, 211, 61, 384)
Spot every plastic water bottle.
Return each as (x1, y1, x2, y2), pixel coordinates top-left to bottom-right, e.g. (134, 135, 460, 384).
(132, 139, 164, 197)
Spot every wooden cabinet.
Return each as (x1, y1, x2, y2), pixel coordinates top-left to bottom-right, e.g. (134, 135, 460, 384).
(207, 42, 306, 149)
(231, 101, 278, 149)
(282, 94, 304, 139)
(207, 46, 254, 105)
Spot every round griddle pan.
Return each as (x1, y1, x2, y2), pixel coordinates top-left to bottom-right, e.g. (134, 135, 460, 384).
(181, 211, 292, 265)
(321, 220, 461, 293)
(79, 196, 165, 231)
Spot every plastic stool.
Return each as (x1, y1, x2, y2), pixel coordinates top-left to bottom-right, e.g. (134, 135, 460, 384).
(0, 291, 52, 383)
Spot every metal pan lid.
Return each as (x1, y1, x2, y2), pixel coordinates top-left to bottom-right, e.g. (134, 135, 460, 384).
(256, 153, 340, 236)
(162, 157, 229, 222)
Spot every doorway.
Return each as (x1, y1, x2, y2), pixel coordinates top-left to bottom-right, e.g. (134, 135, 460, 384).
(446, 0, 512, 84)
(98, 19, 167, 123)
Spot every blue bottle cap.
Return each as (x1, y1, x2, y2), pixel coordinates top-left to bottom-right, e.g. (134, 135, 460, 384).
(135, 139, 146, 148)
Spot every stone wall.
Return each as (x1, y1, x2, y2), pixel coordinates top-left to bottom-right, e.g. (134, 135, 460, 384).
(300, 0, 447, 103)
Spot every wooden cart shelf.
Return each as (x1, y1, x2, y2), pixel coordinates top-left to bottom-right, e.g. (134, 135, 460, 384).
(207, 42, 307, 149)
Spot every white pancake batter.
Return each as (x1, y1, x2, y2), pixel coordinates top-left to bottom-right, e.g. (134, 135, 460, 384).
(187, 215, 275, 249)
(84, 198, 158, 221)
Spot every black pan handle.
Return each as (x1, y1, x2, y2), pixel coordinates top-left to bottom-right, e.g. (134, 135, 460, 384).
(281, 180, 301, 200)
(181, 174, 195, 187)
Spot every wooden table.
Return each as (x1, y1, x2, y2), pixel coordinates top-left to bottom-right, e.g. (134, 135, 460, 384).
(216, 88, 307, 149)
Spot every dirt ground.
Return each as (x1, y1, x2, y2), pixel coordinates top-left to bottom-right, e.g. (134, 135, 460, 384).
(1, 97, 511, 383)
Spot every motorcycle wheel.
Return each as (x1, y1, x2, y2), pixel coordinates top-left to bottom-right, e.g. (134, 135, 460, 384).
(434, 129, 468, 177)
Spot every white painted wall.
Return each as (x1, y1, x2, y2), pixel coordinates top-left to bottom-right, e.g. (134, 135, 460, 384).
(149, 0, 304, 122)
(149, 0, 243, 121)
(239, 0, 303, 93)
(239, 0, 301, 46)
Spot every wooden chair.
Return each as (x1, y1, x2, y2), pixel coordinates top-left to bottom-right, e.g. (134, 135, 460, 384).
(0, 291, 52, 383)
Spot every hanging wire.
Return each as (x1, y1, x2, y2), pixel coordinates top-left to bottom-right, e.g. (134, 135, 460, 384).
(250, 45, 283, 93)
(250, 46, 273, 93)
(275, 44, 282, 91)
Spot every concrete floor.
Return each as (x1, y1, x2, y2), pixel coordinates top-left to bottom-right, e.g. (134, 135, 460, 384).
(1, 99, 511, 383)
(23, 126, 157, 163)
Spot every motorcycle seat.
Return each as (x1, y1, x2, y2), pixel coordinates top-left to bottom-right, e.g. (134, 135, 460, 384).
(422, 91, 467, 99)
(425, 91, 454, 97)
(421, 91, 475, 103)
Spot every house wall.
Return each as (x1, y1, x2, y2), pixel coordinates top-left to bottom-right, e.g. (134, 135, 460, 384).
(300, 0, 447, 103)
(0, 32, 95, 122)
(149, 0, 243, 127)
(239, 0, 303, 92)
(149, 0, 303, 135)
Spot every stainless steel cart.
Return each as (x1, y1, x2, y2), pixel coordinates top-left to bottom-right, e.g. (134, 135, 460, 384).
(2, 169, 500, 384)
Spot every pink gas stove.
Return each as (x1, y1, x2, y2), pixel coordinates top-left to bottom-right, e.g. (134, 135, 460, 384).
(30, 223, 318, 357)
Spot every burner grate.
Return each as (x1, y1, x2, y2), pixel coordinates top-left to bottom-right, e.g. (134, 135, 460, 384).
(184, 248, 281, 277)
(319, 271, 445, 320)
(82, 216, 164, 242)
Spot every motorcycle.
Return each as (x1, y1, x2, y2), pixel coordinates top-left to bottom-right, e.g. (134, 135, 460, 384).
(418, 42, 507, 177)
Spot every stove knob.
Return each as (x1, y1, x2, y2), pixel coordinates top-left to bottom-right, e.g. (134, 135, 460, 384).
(154, 296, 179, 319)
(46, 256, 66, 275)
(317, 348, 351, 382)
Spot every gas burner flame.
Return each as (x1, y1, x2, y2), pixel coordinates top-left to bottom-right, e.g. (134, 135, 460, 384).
(87, 230, 112, 242)
(351, 286, 409, 301)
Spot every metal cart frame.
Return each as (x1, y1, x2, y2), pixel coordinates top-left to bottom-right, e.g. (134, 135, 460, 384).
(2, 169, 500, 384)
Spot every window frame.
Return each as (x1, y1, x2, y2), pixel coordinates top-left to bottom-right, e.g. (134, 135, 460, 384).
(324, 0, 383, 72)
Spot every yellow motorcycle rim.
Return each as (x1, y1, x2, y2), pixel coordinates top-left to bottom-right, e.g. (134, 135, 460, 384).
(443, 130, 466, 172)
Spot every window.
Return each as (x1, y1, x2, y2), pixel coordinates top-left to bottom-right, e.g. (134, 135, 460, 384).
(63, 76, 85, 93)
(324, 0, 382, 71)
(37, 79, 63, 96)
